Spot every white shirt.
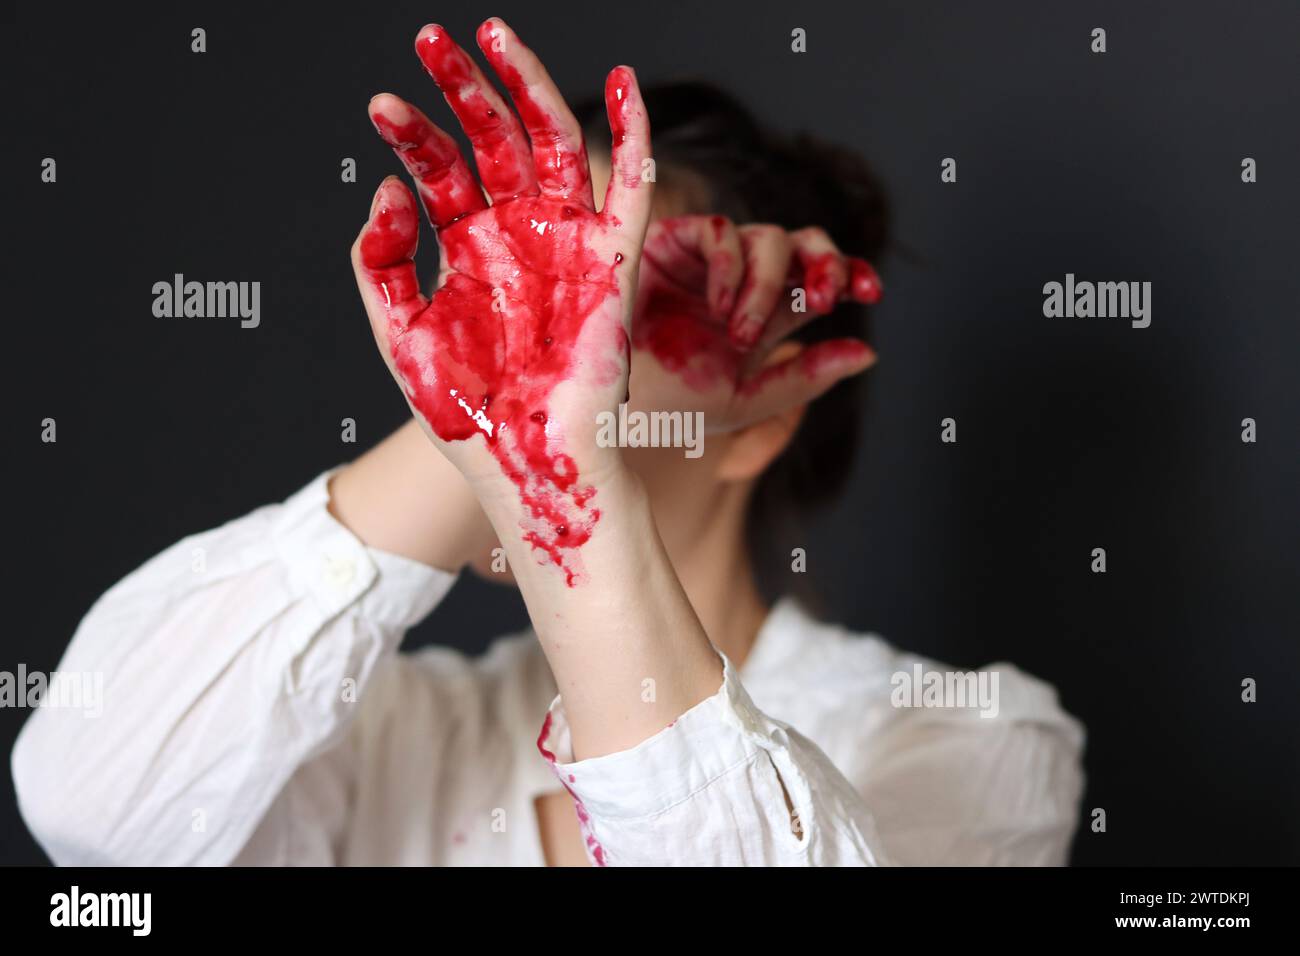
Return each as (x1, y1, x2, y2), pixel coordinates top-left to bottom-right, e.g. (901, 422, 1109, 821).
(12, 472, 1086, 866)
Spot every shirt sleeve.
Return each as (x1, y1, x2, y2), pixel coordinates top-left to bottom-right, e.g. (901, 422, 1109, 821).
(536, 654, 889, 866)
(10, 471, 456, 866)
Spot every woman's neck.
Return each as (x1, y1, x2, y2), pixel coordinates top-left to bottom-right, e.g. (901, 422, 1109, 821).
(659, 490, 770, 669)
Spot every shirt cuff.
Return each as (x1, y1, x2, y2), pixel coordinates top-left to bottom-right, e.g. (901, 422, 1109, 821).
(536, 654, 777, 823)
(271, 469, 457, 628)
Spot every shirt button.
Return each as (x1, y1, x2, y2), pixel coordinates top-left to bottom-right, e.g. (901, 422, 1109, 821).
(323, 555, 355, 591)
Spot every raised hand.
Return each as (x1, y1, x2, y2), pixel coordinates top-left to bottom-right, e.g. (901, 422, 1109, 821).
(352, 19, 652, 586)
(630, 215, 882, 432)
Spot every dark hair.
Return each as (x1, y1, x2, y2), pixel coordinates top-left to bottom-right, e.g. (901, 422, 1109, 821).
(574, 81, 891, 604)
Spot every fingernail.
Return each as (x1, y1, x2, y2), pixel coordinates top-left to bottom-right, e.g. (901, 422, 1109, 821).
(851, 261, 882, 303)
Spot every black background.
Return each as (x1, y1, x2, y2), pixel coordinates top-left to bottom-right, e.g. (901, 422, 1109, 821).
(5, 1, 1297, 866)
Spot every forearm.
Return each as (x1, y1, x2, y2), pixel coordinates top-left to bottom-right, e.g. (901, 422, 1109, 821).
(15, 474, 452, 865)
(476, 465, 723, 760)
(328, 419, 497, 572)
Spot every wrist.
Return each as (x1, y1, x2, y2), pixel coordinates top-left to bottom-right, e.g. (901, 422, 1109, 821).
(467, 449, 632, 504)
(472, 455, 643, 585)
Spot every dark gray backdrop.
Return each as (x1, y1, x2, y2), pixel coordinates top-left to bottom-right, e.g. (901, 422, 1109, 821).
(5, 0, 1297, 865)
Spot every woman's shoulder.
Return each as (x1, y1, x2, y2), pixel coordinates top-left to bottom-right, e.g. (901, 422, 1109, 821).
(747, 598, 1083, 736)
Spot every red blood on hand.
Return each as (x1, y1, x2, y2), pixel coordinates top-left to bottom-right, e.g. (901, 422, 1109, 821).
(387, 199, 623, 584)
(630, 216, 881, 429)
(413, 25, 537, 204)
(358, 21, 650, 587)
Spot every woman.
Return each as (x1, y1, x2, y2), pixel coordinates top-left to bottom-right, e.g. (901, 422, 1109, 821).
(12, 18, 1083, 866)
